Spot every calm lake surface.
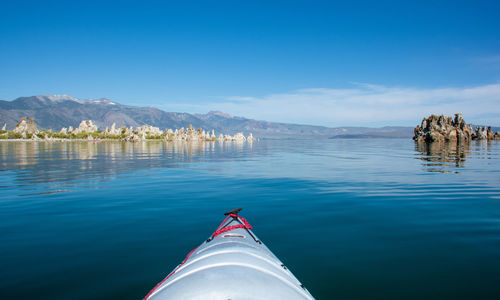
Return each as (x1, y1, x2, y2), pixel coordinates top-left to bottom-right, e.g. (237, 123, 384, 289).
(1, 139, 499, 299)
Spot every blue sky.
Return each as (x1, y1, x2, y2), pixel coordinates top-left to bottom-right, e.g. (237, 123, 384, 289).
(1, 0, 499, 126)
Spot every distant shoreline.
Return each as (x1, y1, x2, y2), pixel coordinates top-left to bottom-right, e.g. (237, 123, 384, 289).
(1, 118, 256, 143)
(0, 139, 254, 143)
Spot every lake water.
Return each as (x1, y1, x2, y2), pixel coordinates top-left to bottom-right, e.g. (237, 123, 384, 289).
(1, 139, 499, 299)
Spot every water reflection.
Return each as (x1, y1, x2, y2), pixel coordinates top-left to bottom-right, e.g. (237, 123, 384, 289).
(0, 140, 254, 187)
(415, 140, 497, 173)
(415, 141, 470, 173)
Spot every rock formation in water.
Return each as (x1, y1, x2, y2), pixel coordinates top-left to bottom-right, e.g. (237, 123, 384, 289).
(72, 120, 98, 134)
(12, 117, 39, 138)
(104, 123, 119, 135)
(472, 126, 499, 141)
(1, 117, 256, 142)
(413, 113, 499, 142)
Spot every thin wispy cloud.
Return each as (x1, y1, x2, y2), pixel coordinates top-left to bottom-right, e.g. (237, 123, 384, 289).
(160, 83, 500, 127)
(470, 55, 500, 69)
(472, 55, 500, 63)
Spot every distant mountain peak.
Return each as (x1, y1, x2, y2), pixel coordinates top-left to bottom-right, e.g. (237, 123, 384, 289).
(29, 95, 118, 106)
(85, 98, 117, 105)
(206, 111, 234, 118)
(35, 94, 83, 103)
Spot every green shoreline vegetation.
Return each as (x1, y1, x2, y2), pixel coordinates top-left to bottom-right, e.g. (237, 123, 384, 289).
(0, 130, 223, 141)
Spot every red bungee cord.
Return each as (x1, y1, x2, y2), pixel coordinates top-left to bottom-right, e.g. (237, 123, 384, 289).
(144, 214, 252, 299)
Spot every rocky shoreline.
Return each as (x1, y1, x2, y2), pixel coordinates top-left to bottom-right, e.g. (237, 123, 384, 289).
(0, 118, 256, 142)
(413, 113, 499, 143)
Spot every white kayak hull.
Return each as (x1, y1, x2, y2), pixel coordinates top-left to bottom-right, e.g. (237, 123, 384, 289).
(145, 210, 314, 299)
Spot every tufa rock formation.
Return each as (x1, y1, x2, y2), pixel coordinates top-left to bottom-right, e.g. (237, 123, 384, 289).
(2, 118, 256, 142)
(72, 120, 98, 134)
(472, 126, 499, 140)
(414, 113, 498, 143)
(13, 117, 39, 138)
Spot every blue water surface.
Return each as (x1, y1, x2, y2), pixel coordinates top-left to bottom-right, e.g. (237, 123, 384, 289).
(0, 139, 499, 299)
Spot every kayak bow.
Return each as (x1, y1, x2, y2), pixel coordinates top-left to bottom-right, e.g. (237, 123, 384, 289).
(144, 208, 314, 299)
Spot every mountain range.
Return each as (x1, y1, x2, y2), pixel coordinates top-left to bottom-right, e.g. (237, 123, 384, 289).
(0, 95, 413, 138)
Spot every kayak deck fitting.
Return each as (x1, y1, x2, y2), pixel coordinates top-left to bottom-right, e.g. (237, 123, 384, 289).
(144, 208, 314, 299)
